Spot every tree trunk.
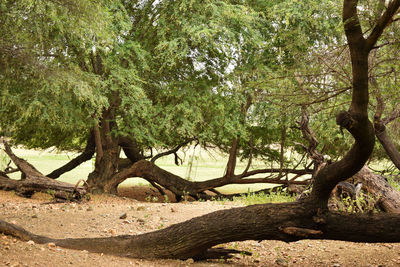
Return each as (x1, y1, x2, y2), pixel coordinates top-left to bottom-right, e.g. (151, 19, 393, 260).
(86, 144, 120, 194)
(2, 201, 400, 259)
(86, 108, 121, 194)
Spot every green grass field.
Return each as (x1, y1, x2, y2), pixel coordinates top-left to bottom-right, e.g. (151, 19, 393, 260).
(1, 147, 305, 194)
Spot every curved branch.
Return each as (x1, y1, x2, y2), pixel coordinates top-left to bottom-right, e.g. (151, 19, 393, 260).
(108, 159, 312, 197)
(47, 132, 95, 179)
(310, 0, 378, 206)
(150, 139, 193, 164)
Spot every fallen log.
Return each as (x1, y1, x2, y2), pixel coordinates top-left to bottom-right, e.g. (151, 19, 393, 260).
(0, 140, 87, 201)
(1, 201, 400, 259)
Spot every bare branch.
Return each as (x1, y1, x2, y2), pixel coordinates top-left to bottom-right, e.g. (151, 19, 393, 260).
(151, 139, 193, 164)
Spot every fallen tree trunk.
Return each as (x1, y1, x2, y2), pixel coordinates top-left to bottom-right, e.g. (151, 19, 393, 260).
(1, 201, 400, 259)
(0, 140, 87, 201)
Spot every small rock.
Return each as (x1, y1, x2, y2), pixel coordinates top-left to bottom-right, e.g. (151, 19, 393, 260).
(137, 219, 145, 225)
(78, 206, 83, 210)
(185, 258, 194, 264)
(27, 240, 35, 245)
(4, 246, 10, 250)
(10, 220, 17, 224)
(170, 207, 177, 212)
(47, 243, 56, 249)
(119, 213, 127, 219)
(123, 220, 131, 224)
(275, 258, 287, 266)
(86, 206, 93, 211)
(109, 229, 116, 236)
(32, 214, 38, 219)
(136, 206, 145, 211)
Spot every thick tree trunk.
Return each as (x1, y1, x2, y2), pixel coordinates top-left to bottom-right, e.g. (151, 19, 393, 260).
(87, 145, 119, 194)
(86, 108, 121, 194)
(2, 201, 400, 259)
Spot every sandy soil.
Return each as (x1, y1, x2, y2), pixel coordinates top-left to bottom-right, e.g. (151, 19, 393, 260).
(1, 189, 400, 267)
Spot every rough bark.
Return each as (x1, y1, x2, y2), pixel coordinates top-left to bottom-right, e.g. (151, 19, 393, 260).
(86, 108, 120, 194)
(353, 166, 400, 213)
(375, 125, 400, 170)
(2, 201, 400, 259)
(0, 141, 86, 201)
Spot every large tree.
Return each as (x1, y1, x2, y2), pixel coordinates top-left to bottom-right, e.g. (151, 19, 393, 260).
(1, 0, 400, 260)
(1, 0, 341, 198)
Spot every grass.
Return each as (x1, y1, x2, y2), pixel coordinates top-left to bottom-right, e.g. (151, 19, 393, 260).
(216, 189, 296, 205)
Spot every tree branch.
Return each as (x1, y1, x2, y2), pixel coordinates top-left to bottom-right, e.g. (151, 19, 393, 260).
(47, 132, 95, 179)
(366, 0, 400, 51)
(118, 137, 144, 163)
(150, 139, 194, 164)
(225, 138, 239, 179)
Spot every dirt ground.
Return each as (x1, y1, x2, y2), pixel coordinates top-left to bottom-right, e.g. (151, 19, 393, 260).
(1, 189, 400, 267)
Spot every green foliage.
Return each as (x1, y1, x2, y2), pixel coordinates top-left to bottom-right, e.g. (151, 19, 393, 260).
(0, 0, 111, 149)
(334, 192, 379, 214)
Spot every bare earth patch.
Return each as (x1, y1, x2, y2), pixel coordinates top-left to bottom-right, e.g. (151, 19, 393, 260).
(1, 189, 400, 267)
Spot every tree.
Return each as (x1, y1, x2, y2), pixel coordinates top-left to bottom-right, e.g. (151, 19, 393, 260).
(2, 0, 334, 198)
(1, 0, 400, 260)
